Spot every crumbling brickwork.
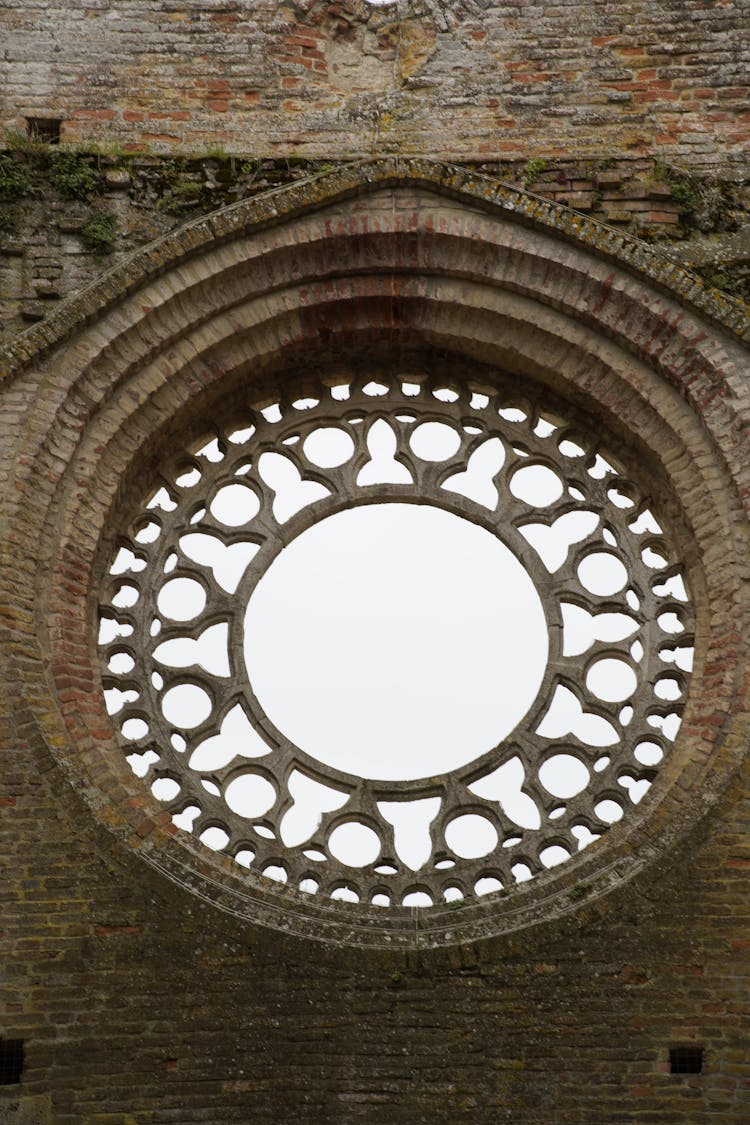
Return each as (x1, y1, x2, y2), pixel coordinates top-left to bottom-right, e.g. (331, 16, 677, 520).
(2, 0, 748, 168)
(1, 146, 748, 344)
(2, 0, 748, 341)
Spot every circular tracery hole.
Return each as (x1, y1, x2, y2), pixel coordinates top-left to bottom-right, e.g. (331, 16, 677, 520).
(157, 577, 206, 621)
(243, 503, 548, 780)
(445, 814, 498, 858)
(161, 683, 212, 729)
(578, 552, 628, 596)
(303, 427, 355, 467)
(409, 421, 461, 461)
(510, 463, 563, 507)
(586, 658, 638, 703)
(328, 822, 381, 867)
(225, 773, 276, 819)
(210, 483, 259, 526)
(539, 754, 589, 798)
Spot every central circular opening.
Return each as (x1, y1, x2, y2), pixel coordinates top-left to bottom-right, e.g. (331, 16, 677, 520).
(243, 503, 548, 781)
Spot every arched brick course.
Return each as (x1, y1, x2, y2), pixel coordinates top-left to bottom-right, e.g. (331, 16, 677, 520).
(2, 162, 749, 948)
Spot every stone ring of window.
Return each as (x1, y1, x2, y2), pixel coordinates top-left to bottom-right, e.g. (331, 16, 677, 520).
(98, 371, 694, 911)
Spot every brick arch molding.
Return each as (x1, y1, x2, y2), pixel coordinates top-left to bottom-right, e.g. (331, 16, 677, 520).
(1, 159, 748, 948)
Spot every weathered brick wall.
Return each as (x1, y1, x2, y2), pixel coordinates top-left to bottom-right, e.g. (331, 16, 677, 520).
(0, 1, 749, 1121)
(2, 721, 750, 1122)
(1, 0, 748, 169)
(1, 0, 748, 342)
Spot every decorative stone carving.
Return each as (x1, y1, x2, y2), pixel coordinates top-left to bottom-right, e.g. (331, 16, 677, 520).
(99, 372, 693, 909)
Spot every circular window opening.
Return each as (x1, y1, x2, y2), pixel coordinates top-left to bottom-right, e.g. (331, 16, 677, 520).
(243, 503, 548, 780)
(98, 373, 694, 914)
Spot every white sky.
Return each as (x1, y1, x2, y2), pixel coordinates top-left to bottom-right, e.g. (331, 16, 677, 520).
(244, 503, 549, 780)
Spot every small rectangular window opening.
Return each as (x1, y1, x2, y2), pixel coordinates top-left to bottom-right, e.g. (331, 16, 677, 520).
(25, 117, 62, 144)
(670, 1046, 703, 1074)
(0, 1039, 25, 1085)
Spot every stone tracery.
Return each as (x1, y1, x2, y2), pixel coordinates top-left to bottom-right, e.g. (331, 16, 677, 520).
(99, 371, 694, 910)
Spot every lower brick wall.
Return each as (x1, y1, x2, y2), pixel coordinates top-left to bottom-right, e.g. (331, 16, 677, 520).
(2, 732, 750, 1123)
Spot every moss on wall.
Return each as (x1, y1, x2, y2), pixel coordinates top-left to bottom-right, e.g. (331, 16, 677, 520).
(0, 145, 747, 344)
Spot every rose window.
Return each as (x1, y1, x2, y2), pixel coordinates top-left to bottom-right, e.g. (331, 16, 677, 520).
(98, 374, 694, 910)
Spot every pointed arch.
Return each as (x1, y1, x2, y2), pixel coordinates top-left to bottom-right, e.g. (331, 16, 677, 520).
(1, 160, 748, 946)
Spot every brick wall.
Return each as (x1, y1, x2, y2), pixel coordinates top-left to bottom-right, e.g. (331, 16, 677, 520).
(2, 727, 750, 1122)
(1, 0, 748, 342)
(1, 150, 747, 344)
(1, 0, 748, 169)
(1, 2, 749, 1120)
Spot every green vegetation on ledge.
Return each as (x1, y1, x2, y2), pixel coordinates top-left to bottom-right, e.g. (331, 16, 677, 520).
(50, 150, 99, 199)
(81, 211, 118, 255)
